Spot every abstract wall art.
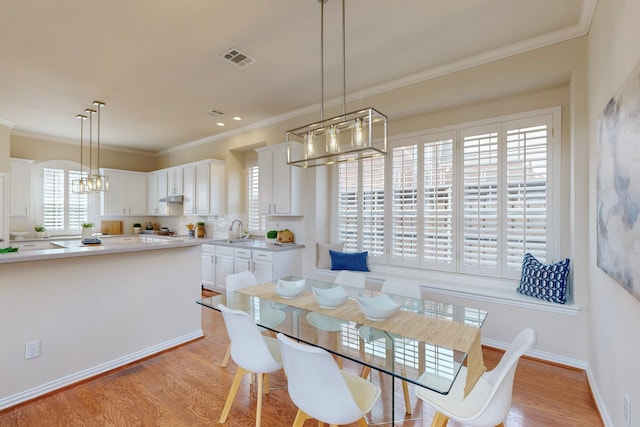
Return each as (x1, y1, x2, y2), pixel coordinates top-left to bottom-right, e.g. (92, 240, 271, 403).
(597, 58, 640, 301)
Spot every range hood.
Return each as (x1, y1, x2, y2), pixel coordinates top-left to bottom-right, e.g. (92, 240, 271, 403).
(159, 195, 184, 203)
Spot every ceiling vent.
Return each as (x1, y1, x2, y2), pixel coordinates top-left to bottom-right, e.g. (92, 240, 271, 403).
(208, 109, 224, 117)
(220, 48, 255, 68)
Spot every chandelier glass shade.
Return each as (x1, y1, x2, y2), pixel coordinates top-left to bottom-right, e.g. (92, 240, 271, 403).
(286, 0, 388, 168)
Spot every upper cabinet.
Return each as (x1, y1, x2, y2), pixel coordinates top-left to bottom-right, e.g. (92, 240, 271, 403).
(183, 159, 225, 216)
(167, 166, 183, 196)
(256, 142, 303, 216)
(147, 170, 168, 216)
(10, 158, 34, 217)
(100, 168, 147, 216)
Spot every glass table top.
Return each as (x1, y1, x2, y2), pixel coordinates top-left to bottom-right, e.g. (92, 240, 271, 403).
(197, 276, 487, 395)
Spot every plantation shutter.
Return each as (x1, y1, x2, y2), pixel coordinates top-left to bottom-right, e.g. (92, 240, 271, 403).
(460, 125, 500, 276)
(391, 143, 419, 266)
(247, 162, 265, 233)
(337, 161, 359, 252)
(42, 168, 65, 230)
(503, 116, 550, 277)
(68, 170, 88, 229)
(362, 156, 386, 258)
(423, 134, 455, 271)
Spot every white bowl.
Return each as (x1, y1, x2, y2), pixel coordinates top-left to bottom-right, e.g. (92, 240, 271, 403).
(275, 278, 306, 298)
(312, 286, 348, 308)
(355, 294, 401, 321)
(10, 231, 29, 239)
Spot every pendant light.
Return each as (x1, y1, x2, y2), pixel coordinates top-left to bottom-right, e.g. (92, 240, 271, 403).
(72, 99, 109, 193)
(72, 114, 89, 194)
(286, 0, 387, 168)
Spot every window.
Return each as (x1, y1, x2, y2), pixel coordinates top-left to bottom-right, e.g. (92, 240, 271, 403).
(334, 107, 560, 283)
(40, 161, 89, 233)
(247, 161, 265, 233)
(336, 156, 385, 260)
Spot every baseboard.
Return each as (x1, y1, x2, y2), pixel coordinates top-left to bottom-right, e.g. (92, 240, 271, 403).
(585, 365, 613, 427)
(0, 329, 204, 411)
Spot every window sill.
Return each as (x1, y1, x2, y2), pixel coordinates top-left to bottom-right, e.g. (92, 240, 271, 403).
(311, 266, 579, 317)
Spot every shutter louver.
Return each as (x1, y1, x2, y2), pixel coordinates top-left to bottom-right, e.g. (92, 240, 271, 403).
(505, 123, 548, 270)
(423, 138, 454, 268)
(247, 163, 265, 233)
(462, 130, 499, 274)
(391, 145, 418, 262)
(362, 157, 385, 257)
(43, 166, 88, 233)
(43, 168, 65, 230)
(337, 161, 359, 252)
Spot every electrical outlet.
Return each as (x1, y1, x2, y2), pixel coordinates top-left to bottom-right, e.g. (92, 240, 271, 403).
(625, 395, 631, 425)
(25, 340, 40, 360)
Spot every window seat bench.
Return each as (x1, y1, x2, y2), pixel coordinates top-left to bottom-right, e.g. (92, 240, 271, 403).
(310, 267, 579, 316)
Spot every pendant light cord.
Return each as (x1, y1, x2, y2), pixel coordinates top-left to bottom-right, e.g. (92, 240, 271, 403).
(342, 0, 346, 116)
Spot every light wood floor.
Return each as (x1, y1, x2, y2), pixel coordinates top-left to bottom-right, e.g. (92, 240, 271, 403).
(0, 292, 603, 426)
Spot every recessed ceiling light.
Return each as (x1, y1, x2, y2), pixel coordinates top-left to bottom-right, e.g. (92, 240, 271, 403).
(233, 116, 242, 121)
(217, 122, 225, 127)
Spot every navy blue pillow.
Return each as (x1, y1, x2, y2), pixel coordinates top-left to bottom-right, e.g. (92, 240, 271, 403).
(517, 253, 570, 304)
(329, 250, 370, 272)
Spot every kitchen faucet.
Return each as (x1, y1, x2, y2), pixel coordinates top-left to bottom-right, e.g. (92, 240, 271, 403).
(229, 219, 243, 235)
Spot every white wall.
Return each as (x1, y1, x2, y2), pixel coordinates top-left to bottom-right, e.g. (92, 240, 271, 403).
(0, 245, 202, 409)
(588, 0, 640, 426)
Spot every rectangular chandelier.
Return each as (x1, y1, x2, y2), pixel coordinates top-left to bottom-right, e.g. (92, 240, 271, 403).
(286, 107, 387, 168)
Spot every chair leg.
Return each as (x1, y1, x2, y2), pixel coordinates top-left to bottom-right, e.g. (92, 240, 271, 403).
(219, 366, 247, 423)
(256, 373, 264, 427)
(360, 365, 371, 379)
(356, 417, 368, 427)
(430, 411, 449, 427)
(292, 409, 312, 427)
(401, 379, 412, 415)
(264, 373, 270, 394)
(220, 344, 231, 368)
(496, 424, 505, 427)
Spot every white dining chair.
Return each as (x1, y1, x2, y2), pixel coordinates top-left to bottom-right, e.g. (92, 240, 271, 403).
(277, 333, 381, 427)
(415, 328, 536, 427)
(358, 278, 423, 415)
(334, 270, 366, 288)
(217, 304, 283, 427)
(220, 271, 258, 368)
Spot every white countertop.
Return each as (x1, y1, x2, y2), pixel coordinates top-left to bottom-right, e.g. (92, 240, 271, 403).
(0, 236, 202, 264)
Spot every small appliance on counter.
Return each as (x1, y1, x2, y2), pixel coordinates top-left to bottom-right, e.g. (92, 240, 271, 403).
(81, 237, 102, 246)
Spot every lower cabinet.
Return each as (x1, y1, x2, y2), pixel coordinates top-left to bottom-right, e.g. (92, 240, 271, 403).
(201, 243, 303, 291)
(202, 245, 235, 292)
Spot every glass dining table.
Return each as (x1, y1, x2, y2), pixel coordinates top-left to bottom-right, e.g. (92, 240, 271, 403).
(197, 276, 487, 424)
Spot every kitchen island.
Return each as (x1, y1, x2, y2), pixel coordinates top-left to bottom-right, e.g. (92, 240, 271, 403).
(0, 237, 203, 410)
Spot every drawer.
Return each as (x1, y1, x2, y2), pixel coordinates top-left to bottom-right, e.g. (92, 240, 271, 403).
(216, 245, 234, 256)
(202, 244, 216, 254)
(252, 250, 273, 262)
(233, 248, 252, 259)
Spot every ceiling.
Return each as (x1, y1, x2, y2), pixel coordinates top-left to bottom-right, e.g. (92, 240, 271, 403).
(0, 0, 595, 154)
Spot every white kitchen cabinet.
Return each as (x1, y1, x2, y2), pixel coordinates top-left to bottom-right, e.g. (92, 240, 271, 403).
(255, 142, 303, 215)
(183, 160, 225, 216)
(100, 168, 147, 216)
(10, 158, 33, 217)
(202, 244, 234, 291)
(147, 170, 168, 216)
(167, 166, 183, 196)
(233, 245, 301, 283)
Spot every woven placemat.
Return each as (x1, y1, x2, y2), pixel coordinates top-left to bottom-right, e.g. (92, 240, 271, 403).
(238, 282, 485, 396)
